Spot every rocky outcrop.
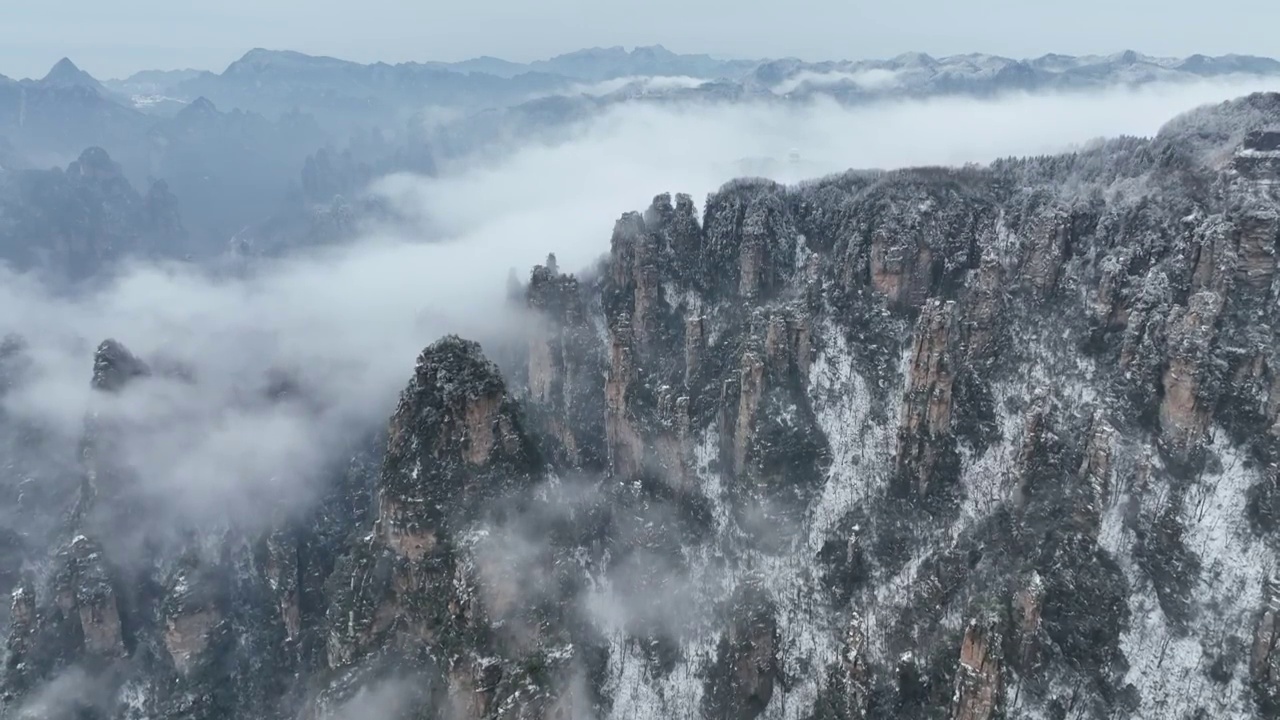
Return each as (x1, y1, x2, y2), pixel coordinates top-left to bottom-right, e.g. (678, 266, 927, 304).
(702, 584, 780, 720)
(949, 619, 1002, 720)
(1018, 204, 1071, 298)
(603, 321, 646, 479)
(495, 96, 1279, 720)
(2, 578, 38, 696)
(522, 255, 607, 470)
(264, 532, 302, 644)
(160, 559, 225, 677)
(323, 336, 564, 718)
(91, 338, 151, 393)
(1075, 414, 1115, 531)
(63, 536, 125, 658)
(1011, 572, 1046, 672)
(1158, 290, 1224, 465)
(1254, 574, 1280, 714)
(379, 335, 538, 533)
(0, 147, 188, 281)
(961, 251, 1005, 365)
(894, 299, 959, 502)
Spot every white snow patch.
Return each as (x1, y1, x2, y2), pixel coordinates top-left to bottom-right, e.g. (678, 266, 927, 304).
(694, 423, 730, 531)
(952, 381, 1024, 538)
(793, 234, 812, 275)
(1102, 432, 1271, 719)
(597, 423, 733, 719)
(130, 93, 183, 108)
(118, 682, 151, 719)
(805, 319, 897, 538)
(662, 281, 703, 318)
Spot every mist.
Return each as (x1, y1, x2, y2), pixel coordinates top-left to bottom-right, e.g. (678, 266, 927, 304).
(771, 68, 903, 94)
(321, 677, 422, 720)
(569, 75, 711, 97)
(3, 74, 1277, 528)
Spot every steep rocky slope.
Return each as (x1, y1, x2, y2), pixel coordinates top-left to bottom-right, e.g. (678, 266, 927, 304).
(2, 94, 1280, 720)
(0, 147, 185, 282)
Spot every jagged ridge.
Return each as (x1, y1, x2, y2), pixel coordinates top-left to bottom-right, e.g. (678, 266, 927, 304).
(1, 93, 1279, 720)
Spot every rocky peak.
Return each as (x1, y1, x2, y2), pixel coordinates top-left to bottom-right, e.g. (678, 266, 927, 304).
(91, 339, 150, 393)
(175, 96, 220, 123)
(39, 57, 104, 93)
(3, 532, 128, 698)
(378, 335, 538, 555)
(224, 48, 291, 75)
(1112, 49, 1142, 65)
(67, 146, 124, 182)
(527, 253, 580, 321)
(892, 51, 938, 69)
(62, 535, 126, 658)
(1, 337, 381, 719)
(0, 141, 188, 280)
(320, 337, 582, 718)
(388, 335, 529, 471)
(701, 180, 798, 301)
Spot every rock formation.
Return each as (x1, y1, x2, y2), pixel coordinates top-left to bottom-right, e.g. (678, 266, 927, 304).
(3, 93, 1280, 720)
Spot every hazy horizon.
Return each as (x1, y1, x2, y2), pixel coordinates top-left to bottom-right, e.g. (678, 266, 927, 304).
(2, 0, 1278, 80)
(9, 44, 1280, 84)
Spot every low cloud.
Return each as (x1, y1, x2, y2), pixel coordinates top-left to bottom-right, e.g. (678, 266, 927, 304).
(772, 68, 901, 94)
(4, 75, 1279, 530)
(322, 676, 422, 720)
(11, 668, 111, 719)
(515, 75, 710, 104)
(569, 75, 710, 97)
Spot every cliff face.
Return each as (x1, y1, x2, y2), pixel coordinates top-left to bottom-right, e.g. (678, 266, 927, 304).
(501, 92, 1280, 720)
(0, 147, 187, 282)
(2, 94, 1280, 720)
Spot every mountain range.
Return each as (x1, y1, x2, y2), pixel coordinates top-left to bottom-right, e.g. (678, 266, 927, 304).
(11, 47, 1280, 133)
(1, 46, 1277, 267)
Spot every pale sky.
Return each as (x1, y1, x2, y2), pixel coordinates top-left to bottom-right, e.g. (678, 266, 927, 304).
(2, 0, 1278, 80)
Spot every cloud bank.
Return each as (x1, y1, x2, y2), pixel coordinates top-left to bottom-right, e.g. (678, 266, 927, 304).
(772, 68, 902, 94)
(569, 75, 710, 97)
(4, 75, 1279, 527)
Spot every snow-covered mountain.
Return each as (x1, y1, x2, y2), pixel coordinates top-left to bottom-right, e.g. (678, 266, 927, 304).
(1, 92, 1278, 720)
(102, 48, 1280, 122)
(745, 50, 1280, 100)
